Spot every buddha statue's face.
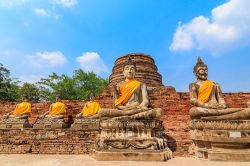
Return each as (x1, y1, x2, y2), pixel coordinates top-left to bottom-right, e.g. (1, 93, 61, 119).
(195, 66, 208, 81)
(123, 65, 136, 80)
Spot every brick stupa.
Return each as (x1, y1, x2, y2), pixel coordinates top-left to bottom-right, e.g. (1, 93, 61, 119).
(109, 53, 163, 87)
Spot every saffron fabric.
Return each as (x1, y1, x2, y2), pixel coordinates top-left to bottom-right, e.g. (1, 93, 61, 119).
(48, 102, 66, 115)
(115, 79, 140, 106)
(81, 101, 100, 116)
(12, 102, 31, 115)
(198, 80, 214, 103)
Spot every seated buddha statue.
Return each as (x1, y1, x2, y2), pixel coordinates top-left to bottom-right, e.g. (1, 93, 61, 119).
(39, 95, 66, 119)
(189, 57, 250, 120)
(76, 95, 101, 118)
(3, 94, 31, 119)
(89, 56, 163, 120)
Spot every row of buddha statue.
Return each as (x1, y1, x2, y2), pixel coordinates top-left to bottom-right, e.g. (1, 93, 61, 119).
(1, 55, 249, 161)
(3, 56, 249, 123)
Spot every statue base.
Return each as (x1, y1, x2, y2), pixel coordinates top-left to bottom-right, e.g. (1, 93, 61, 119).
(71, 118, 99, 130)
(190, 120, 250, 161)
(0, 118, 31, 129)
(93, 119, 172, 161)
(33, 118, 69, 129)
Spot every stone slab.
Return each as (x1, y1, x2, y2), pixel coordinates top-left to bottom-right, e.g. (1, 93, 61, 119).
(33, 118, 69, 129)
(93, 149, 172, 161)
(0, 119, 31, 129)
(71, 118, 99, 130)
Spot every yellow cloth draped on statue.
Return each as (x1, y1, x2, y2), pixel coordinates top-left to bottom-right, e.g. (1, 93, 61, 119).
(198, 80, 214, 103)
(115, 79, 140, 106)
(12, 102, 31, 115)
(48, 102, 66, 115)
(81, 101, 100, 116)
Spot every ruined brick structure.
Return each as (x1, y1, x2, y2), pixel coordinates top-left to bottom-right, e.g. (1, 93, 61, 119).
(0, 53, 250, 156)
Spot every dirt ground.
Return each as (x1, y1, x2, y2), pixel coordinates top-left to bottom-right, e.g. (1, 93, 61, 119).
(0, 155, 250, 166)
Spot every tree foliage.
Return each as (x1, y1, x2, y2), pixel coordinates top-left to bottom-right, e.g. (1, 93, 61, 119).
(0, 64, 20, 101)
(37, 69, 108, 101)
(20, 82, 40, 102)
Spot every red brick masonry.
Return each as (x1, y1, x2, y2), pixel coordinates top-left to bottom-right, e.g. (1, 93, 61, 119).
(0, 86, 250, 156)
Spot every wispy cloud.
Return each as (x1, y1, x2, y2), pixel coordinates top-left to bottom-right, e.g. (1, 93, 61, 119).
(27, 51, 67, 68)
(34, 8, 50, 17)
(0, 0, 29, 8)
(50, 0, 78, 8)
(76, 52, 108, 74)
(170, 0, 250, 55)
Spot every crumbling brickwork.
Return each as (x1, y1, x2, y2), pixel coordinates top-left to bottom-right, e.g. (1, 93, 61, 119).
(0, 87, 249, 156)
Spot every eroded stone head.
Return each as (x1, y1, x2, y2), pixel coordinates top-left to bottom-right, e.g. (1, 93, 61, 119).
(123, 56, 136, 80)
(193, 56, 208, 81)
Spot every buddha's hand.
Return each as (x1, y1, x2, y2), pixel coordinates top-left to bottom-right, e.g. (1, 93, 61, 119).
(218, 103, 227, 109)
(137, 103, 148, 110)
(206, 103, 220, 109)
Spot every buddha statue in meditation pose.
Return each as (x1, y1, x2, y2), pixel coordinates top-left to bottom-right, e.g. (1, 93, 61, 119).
(39, 95, 66, 119)
(3, 94, 31, 119)
(76, 95, 101, 118)
(189, 57, 250, 120)
(89, 56, 162, 120)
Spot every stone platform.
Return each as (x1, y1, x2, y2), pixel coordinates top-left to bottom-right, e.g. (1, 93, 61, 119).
(71, 118, 100, 130)
(189, 120, 250, 161)
(93, 119, 172, 161)
(33, 118, 69, 129)
(0, 118, 31, 129)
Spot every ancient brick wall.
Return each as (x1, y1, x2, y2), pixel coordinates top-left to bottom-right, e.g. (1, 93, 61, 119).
(0, 87, 250, 156)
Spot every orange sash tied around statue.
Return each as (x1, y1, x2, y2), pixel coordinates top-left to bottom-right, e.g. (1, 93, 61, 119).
(81, 101, 100, 116)
(198, 80, 214, 103)
(12, 102, 31, 115)
(115, 79, 140, 106)
(48, 102, 66, 115)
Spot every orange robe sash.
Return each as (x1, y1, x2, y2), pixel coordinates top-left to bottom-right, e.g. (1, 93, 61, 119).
(48, 102, 66, 115)
(12, 102, 31, 115)
(81, 101, 100, 116)
(115, 79, 140, 106)
(198, 80, 214, 103)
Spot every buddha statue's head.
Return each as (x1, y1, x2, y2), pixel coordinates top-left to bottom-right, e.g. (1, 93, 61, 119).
(56, 95, 62, 102)
(123, 56, 136, 80)
(22, 94, 29, 102)
(193, 56, 208, 81)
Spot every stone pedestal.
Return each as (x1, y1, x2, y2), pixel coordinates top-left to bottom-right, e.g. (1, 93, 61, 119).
(190, 120, 250, 161)
(71, 118, 99, 130)
(93, 119, 172, 161)
(33, 118, 69, 129)
(0, 118, 31, 129)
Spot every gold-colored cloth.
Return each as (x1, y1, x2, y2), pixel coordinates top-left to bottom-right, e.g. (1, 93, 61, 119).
(81, 101, 100, 116)
(48, 102, 66, 115)
(12, 102, 31, 115)
(198, 80, 214, 103)
(115, 79, 140, 106)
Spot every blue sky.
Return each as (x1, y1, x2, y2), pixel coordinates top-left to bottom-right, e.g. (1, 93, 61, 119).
(0, 0, 249, 92)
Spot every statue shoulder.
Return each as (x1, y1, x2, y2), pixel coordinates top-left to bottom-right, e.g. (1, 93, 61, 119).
(189, 82, 198, 90)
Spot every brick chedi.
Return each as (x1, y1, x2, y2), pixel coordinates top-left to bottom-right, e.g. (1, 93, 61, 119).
(109, 53, 163, 87)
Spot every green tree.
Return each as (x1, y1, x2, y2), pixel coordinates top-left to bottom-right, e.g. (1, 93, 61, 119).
(37, 69, 108, 101)
(0, 63, 20, 101)
(20, 82, 40, 102)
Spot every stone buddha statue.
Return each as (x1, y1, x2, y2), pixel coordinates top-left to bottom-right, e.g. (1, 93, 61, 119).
(189, 57, 250, 120)
(76, 95, 101, 118)
(39, 95, 66, 119)
(3, 94, 31, 119)
(89, 56, 162, 120)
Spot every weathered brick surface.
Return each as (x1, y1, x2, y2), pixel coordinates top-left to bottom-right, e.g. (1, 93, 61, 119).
(0, 87, 250, 156)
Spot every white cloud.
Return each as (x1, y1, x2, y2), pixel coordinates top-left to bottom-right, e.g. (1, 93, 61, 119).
(28, 51, 67, 68)
(34, 8, 50, 17)
(76, 52, 108, 74)
(51, 0, 77, 8)
(19, 75, 43, 84)
(0, 0, 28, 8)
(170, 0, 250, 54)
